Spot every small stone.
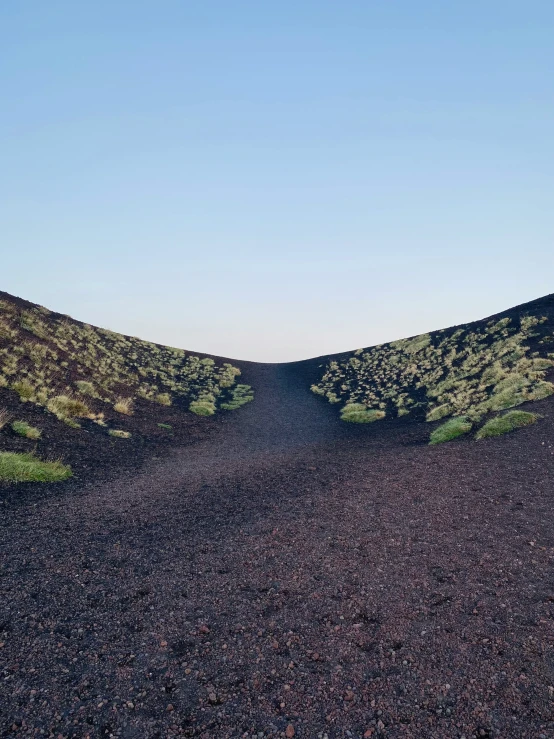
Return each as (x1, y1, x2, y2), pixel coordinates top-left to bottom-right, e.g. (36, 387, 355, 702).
(364, 731, 374, 738)
(160, 640, 168, 647)
(208, 692, 217, 704)
(199, 625, 210, 634)
(285, 725, 295, 738)
(167, 704, 174, 712)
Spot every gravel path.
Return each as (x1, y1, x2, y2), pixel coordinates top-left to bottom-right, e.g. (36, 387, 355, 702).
(2, 361, 554, 738)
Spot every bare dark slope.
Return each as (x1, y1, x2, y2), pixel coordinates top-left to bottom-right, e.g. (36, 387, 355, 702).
(1, 293, 554, 738)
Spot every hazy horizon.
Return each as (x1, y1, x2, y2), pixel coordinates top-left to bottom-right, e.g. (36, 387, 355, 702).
(2, 2, 553, 361)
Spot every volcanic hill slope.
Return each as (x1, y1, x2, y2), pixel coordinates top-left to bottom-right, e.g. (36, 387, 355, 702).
(1, 291, 554, 738)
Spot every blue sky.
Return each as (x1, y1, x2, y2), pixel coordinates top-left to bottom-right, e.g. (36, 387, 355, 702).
(2, 2, 553, 361)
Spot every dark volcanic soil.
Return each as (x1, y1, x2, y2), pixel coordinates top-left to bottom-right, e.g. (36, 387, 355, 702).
(2, 361, 554, 739)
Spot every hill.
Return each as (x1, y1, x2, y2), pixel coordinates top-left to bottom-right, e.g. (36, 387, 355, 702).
(0, 290, 252, 483)
(308, 292, 554, 442)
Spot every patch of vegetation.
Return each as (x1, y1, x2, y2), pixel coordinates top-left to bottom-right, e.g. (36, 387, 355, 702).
(0, 296, 249, 423)
(12, 379, 35, 401)
(11, 420, 42, 440)
(0, 452, 71, 482)
(341, 404, 386, 423)
(313, 315, 554, 431)
(429, 416, 473, 445)
(114, 396, 134, 415)
(189, 395, 217, 416)
(475, 411, 538, 439)
(108, 429, 131, 439)
(0, 408, 9, 429)
(220, 384, 254, 410)
(47, 395, 90, 424)
(75, 380, 97, 397)
(157, 423, 172, 430)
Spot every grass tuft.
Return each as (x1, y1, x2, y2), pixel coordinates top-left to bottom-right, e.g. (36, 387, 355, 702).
(12, 380, 35, 401)
(475, 411, 538, 439)
(189, 396, 216, 416)
(47, 395, 90, 421)
(429, 416, 472, 445)
(11, 420, 42, 440)
(340, 403, 386, 424)
(114, 397, 134, 415)
(108, 429, 131, 439)
(0, 452, 71, 482)
(75, 380, 97, 397)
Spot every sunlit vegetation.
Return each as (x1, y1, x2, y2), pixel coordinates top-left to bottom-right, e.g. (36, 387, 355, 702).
(0, 452, 72, 482)
(189, 394, 217, 416)
(313, 314, 553, 442)
(475, 411, 538, 440)
(11, 420, 42, 440)
(114, 396, 134, 415)
(340, 404, 385, 423)
(429, 416, 473, 445)
(108, 429, 132, 439)
(220, 384, 254, 410)
(0, 296, 252, 428)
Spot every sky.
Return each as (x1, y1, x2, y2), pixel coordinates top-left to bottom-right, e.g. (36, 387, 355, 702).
(1, 2, 553, 362)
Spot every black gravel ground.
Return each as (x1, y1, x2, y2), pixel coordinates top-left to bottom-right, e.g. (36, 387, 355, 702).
(2, 358, 554, 739)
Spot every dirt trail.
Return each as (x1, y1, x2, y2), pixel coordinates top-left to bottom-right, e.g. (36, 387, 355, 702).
(2, 366, 554, 739)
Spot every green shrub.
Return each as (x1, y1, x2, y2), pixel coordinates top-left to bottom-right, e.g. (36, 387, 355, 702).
(47, 395, 90, 420)
(426, 404, 451, 422)
(108, 429, 131, 439)
(429, 416, 472, 445)
(75, 380, 97, 397)
(11, 420, 41, 440)
(526, 381, 554, 401)
(476, 411, 538, 439)
(189, 399, 216, 416)
(114, 397, 134, 415)
(0, 452, 71, 482)
(12, 379, 35, 401)
(340, 404, 386, 423)
(0, 408, 9, 429)
(221, 384, 254, 410)
(154, 392, 172, 406)
(157, 423, 172, 430)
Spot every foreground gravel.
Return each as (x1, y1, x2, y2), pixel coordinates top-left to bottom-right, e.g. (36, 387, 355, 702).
(2, 363, 554, 738)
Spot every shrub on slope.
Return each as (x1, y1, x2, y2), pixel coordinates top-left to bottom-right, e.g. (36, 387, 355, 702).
(475, 411, 538, 439)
